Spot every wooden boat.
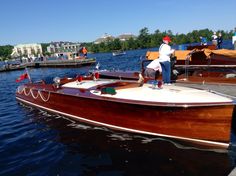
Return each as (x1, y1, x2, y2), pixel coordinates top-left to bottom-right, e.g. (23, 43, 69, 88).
(186, 44, 217, 50)
(0, 58, 96, 72)
(100, 49, 236, 84)
(0, 63, 25, 72)
(146, 49, 236, 85)
(25, 58, 96, 68)
(16, 74, 236, 149)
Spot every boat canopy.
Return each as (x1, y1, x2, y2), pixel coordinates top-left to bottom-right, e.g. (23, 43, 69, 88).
(204, 49, 236, 58)
(146, 49, 236, 61)
(146, 50, 192, 61)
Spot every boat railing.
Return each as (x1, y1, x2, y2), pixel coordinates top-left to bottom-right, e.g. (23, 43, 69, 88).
(184, 55, 190, 80)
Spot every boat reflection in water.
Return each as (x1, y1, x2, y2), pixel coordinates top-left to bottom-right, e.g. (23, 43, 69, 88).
(16, 73, 236, 150)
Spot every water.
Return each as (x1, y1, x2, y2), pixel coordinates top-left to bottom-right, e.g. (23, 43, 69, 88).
(0, 47, 236, 175)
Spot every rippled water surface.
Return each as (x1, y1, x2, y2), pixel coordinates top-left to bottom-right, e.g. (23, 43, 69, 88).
(1, 48, 236, 175)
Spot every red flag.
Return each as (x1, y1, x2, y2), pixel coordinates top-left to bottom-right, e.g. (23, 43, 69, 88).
(16, 73, 28, 83)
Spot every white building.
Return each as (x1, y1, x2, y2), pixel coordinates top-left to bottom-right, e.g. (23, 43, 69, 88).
(94, 33, 115, 44)
(11, 43, 42, 58)
(47, 41, 81, 53)
(94, 33, 136, 44)
(117, 33, 136, 41)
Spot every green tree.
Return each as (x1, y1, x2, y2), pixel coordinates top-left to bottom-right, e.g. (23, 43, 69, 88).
(90, 44, 99, 53)
(0, 45, 13, 60)
(74, 27, 235, 54)
(112, 38, 122, 50)
(137, 27, 151, 48)
(126, 37, 137, 50)
(41, 43, 49, 53)
(99, 42, 106, 52)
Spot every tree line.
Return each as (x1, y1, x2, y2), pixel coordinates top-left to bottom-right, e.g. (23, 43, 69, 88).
(0, 28, 234, 60)
(86, 28, 234, 53)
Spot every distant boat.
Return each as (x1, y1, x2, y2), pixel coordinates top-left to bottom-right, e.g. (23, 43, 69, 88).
(112, 50, 126, 56)
(0, 60, 24, 72)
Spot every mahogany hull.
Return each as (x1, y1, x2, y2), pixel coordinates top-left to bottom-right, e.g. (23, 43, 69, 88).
(176, 52, 236, 66)
(16, 85, 235, 149)
(176, 68, 236, 85)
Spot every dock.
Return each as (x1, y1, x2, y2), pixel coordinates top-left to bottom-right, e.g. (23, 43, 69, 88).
(0, 58, 96, 72)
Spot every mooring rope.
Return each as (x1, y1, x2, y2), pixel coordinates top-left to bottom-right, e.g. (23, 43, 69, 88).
(17, 86, 24, 94)
(38, 90, 50, 102)
(23, 88, 31, 96)
(17, 86, 50, 102)
(30, 89, 39, 99)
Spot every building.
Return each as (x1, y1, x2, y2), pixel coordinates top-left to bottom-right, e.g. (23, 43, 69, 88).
(47, 41, 81, 53)
(11, 43, 42, 58)
(94, 33, 115, 44)
(117, 33, 136, 41)
(94, 33, 136, 44)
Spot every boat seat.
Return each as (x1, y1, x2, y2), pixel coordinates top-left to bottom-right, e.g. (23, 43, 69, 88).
(96, 81, 140, 90)
(114, 82, 141, 90)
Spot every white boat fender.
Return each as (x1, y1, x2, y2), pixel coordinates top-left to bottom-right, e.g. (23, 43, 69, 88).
(226, 74, 236, 78)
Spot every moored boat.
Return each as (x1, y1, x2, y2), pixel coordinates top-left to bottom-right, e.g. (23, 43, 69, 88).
(99, 49, 236, 85)
(146, 49, 236, 85)
(16, 74, 236, 149)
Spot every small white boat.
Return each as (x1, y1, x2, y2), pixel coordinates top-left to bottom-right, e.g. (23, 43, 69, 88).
(112, 51, 126, 56)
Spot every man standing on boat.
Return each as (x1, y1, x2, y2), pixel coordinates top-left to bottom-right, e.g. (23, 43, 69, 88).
(217, 32, 223, 49)
(82, 47, 88, 58)
(211, 32, 218, 46)
(79, 46, 88, 58)
(200, 36, 207, 45)
(158, 36, 175, 85)
(233, 27, 236, 50)
(138, 36, 175, 86)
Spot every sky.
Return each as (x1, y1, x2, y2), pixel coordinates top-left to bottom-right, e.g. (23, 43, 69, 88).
(0, 0, 235, 45)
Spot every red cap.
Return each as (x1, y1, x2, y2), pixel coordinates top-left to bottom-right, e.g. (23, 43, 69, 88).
(163, 36, 171, 42)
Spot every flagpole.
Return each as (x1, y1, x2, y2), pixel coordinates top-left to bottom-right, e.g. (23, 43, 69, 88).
(25, 67, 32, 83)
